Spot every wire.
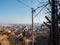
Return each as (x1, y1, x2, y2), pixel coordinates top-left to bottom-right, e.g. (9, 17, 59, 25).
(16, 0, 32, 8)
(36, 15, 41, 23)
(34, 3, 48, 18)
(34, 14, 42, 26)
(48, 0, 51, 4)
(37, 0, 48, 4)
(35, 3, 48, 10)
(34, 7, 44, 18)
(45, 6, 51, 13)
(31, 0, 39, 8)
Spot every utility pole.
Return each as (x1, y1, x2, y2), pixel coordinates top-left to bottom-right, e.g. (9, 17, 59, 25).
(32, 8, 35, 45)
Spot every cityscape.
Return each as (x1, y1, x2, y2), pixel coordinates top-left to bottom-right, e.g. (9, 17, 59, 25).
(0, 23, 49, 45)
(0, 0, 60, 45)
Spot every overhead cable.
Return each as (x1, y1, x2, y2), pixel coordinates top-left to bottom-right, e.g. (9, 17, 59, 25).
(38, 0, 48, 4)
(34, 3, 48, 18)
(16, 0, 32, 8)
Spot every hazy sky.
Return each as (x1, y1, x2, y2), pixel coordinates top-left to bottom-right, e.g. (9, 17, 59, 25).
(0, 0, 48, 24)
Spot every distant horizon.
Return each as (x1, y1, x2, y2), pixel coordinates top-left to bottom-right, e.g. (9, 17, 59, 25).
(0, 0, 47, 24)
(0, 22, 42, 25)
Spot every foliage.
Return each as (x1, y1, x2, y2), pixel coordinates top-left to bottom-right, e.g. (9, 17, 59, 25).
(8, 32, 15, 45)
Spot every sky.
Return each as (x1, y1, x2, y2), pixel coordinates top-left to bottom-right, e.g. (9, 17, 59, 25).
(0, 0, 48, 24)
